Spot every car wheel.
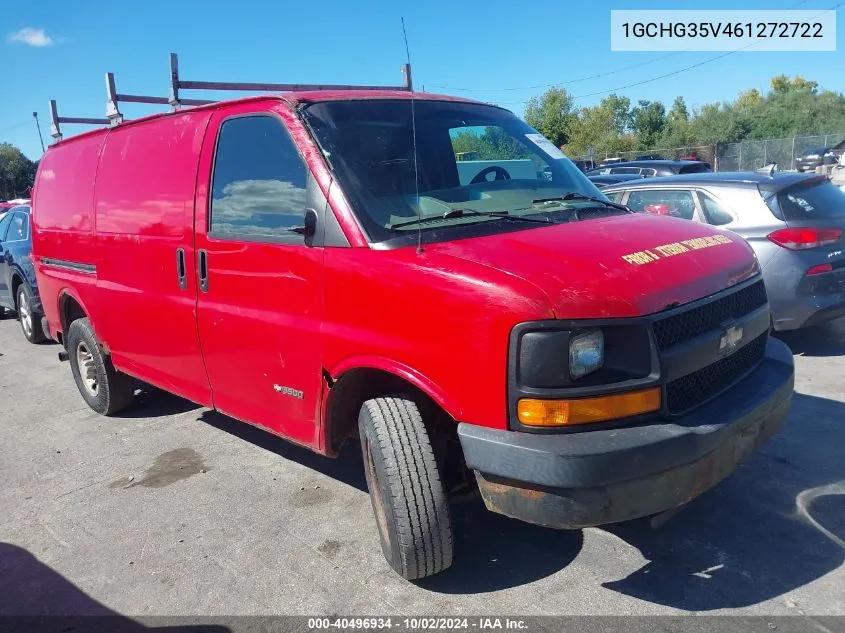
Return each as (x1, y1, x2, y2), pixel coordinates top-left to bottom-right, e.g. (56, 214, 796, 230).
(66, 317, 136, 415)
(16, 284, 47, 344)
(358, 395, 453, 580)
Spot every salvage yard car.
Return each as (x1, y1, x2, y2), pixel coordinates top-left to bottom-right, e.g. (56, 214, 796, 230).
(32, 79, 795, 580)
(0, 205, 46, 343)
(602, 172, 845, 331)
(588, 159, 712, 178)
(795, 146, 838, 172)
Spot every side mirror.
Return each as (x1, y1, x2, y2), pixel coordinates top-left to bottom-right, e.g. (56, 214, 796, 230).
(290, 208, 318, 246)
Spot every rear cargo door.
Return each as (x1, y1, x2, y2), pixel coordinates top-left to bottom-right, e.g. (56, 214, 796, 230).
(193, 101, 324, 448)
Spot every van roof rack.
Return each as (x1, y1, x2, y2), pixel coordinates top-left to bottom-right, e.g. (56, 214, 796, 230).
(48, 100, 109, 142)
(49, 52, 413, 141)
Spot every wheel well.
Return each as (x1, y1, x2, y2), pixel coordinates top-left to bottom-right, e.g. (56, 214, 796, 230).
(325, 368, 468, 490)
(59, 294, 87, 341)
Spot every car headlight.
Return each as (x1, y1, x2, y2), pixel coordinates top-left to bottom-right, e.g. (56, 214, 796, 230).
(569, 330, 604, 379)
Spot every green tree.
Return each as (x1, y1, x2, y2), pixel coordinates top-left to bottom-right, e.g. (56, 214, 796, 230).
(522, 74, 845, 156)
(689, 102, 752, 144)
(524, 87, 576, 147)
(736, 89, 763, 112)
(450, 126, 531, 161)
(771, 75, 818, 95)
(565, 94, 632, 157)
(661, 97, 697, 149)
(0, 143, 37, 199)
(631, 100, 667, 149)
(601, 94, 632, 134)
(668, 96, 689, 125)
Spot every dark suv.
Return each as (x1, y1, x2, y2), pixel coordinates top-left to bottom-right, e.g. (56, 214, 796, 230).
(0, 205, 47, 343)
(795, 147, 838, 172)
(589, 159, 712, 178)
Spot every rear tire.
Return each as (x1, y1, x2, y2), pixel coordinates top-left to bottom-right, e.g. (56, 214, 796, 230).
(66, 318, 135, 415)
(359, 395, 453, 580)
(16, 284, 47, 344)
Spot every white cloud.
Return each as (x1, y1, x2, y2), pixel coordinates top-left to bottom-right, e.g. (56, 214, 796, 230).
(212, 179, 307, 228)
(8, 27, 55, 47)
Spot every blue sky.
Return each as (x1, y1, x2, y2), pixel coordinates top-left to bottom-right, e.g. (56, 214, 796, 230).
(2, 0, 843, 160)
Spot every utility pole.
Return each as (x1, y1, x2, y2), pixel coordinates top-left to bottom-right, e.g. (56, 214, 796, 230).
(33, 112, 46, 153)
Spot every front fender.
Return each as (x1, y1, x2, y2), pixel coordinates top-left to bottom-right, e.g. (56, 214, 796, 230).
(328, 355, 465, 422)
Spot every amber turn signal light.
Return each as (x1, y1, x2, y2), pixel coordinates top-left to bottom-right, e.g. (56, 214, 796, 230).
(517, 387, 661, 426)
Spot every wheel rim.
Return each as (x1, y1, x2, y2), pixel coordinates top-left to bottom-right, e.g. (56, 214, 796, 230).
(18, 290, 32, 338)
(76, 342, 98, 396)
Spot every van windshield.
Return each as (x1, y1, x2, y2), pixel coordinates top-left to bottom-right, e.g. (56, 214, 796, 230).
(302, 99, 605, 245)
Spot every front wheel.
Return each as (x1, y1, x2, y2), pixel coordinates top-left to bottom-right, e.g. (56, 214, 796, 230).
(359, 396, 453, 580)
(16, 284, 47, 344)
(66, 317, 136, 415)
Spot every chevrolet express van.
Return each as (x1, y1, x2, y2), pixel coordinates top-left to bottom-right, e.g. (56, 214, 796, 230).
(32, 90, 794, 580)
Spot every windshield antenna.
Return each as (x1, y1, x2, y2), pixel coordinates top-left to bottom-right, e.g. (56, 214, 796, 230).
(401, 17, 423, 254)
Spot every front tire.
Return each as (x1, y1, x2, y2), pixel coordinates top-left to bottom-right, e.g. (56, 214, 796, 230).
(359, 396, 454, 580)
(16, 284, 46, 344)
(66, 318, 135, 415)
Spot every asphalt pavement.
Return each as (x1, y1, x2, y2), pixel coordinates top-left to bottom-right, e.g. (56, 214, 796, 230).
(0, 313, 843, 619)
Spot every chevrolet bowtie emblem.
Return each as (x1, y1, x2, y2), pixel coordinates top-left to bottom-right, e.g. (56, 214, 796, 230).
(719, 323, 744, 356)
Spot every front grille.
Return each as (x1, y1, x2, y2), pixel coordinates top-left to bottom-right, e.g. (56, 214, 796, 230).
(666, 332, 768, 415)
(653, 280, 767, 350)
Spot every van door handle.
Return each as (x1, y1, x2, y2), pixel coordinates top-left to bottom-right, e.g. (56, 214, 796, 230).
(176, 248, 187, 290)
(198, 249, 209, 293)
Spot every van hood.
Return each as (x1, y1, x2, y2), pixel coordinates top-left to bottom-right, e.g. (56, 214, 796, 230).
(423, 213, 760, 319)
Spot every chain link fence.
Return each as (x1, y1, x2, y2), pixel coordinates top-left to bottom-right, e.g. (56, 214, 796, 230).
(715, 133, 845, 171)
(573, 133, 845, 172)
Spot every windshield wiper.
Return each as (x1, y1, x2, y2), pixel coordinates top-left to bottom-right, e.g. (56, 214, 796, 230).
(533, 192, 632, 214)
(559, 192, 633, 213)
(389, 208, 553, 229)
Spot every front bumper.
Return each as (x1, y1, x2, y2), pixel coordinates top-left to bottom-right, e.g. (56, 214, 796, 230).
(457, 337, 794, 529)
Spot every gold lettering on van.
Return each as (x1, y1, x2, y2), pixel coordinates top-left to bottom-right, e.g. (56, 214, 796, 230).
(621, 234, 735, 266)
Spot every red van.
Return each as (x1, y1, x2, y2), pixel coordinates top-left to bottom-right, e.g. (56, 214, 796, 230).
(32, 85, 794, 580)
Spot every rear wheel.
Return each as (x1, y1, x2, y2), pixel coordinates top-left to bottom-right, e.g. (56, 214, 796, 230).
(16, 284, 46, 344)
(66, 318, 135, 415)
(358, 395, 453, 580)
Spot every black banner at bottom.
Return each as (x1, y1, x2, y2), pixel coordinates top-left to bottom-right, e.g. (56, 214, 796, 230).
(0, 616, 843, 633)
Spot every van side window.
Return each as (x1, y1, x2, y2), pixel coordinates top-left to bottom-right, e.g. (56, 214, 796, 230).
(210, 115, 308, 241)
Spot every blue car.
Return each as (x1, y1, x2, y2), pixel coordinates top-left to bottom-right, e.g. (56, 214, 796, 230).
(0, 205, 47, 343)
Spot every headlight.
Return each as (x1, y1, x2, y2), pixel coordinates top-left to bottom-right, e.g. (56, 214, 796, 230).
(514, 324, 651, 389)
(569, 330, 604, 379)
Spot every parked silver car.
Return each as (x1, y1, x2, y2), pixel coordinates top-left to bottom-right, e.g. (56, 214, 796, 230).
(602, 172, 845, 331)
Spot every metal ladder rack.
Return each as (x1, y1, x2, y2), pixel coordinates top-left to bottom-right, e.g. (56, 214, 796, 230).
(49, 52, 413, 141)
